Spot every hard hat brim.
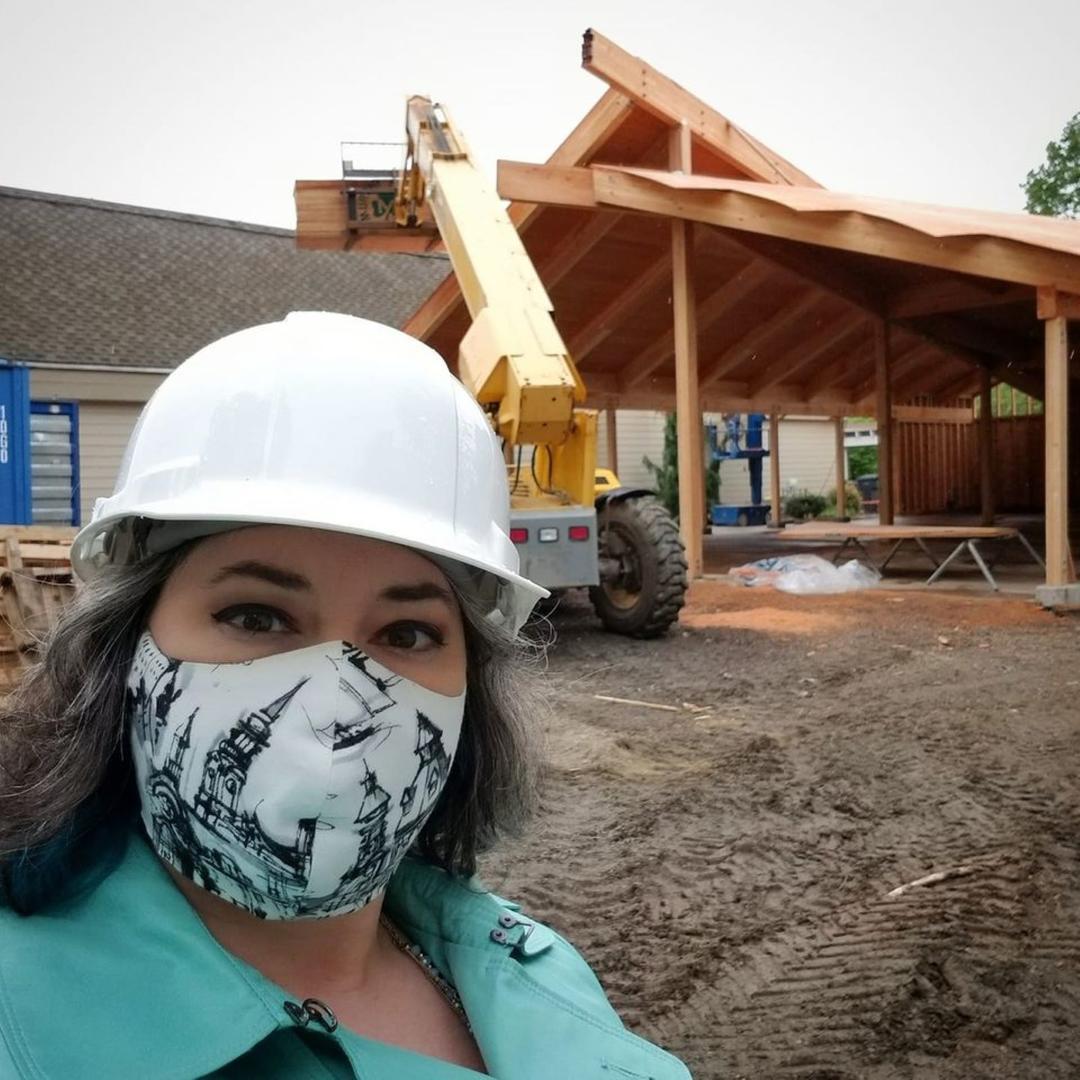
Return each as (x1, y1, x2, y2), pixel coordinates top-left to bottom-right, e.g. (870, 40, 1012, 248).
(72, 484, 549, 635)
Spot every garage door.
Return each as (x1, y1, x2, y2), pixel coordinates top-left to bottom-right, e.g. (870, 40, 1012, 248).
(77, 402, 143, 524)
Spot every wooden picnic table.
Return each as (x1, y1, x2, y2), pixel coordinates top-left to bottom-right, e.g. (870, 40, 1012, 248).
(780, 522, 1045, 591)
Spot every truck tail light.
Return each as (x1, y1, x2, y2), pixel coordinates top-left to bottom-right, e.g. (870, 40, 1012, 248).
(510, 528, 528, 544)
(568, 525, 590, 541)
(538, 527, 558, 543)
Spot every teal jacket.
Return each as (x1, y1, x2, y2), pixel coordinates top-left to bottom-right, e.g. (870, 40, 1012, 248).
(0, 834, 690, 1079)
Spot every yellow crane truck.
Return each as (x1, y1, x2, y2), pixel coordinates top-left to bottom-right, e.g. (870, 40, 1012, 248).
(295, 97, 687, 636)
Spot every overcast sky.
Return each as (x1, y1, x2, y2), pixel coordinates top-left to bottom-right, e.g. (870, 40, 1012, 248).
(2, 1, 1078, 229)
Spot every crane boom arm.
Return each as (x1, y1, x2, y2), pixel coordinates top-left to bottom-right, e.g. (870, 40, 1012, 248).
(397, 98, 587, 449)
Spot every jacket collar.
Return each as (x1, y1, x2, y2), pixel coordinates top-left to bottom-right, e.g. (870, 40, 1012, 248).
(0, 833, 686, 1080)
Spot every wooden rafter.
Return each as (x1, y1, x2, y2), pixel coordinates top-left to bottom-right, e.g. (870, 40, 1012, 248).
(854, 342, 936, 402)
(699, 289, 821, 387)
(619, 259, 771, 389)
(749, 308, 866, 396)
(580, 29, 817, 187)
(538, 210, 625, 288)
(567, 255, 670, 360)
(898, 313, 1039, 368)
(888, 278, 1031, 319)
(804, 327, 873, 400)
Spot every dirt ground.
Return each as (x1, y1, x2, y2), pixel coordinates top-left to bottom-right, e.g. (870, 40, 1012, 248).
(480, 580, 1080, 1079)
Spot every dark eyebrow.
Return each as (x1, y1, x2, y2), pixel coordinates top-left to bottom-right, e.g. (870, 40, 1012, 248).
(208, 561, 312, 590)
(378, 582, 455, 607)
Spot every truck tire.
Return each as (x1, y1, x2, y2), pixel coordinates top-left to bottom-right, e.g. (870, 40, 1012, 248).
(590, 496, 688, 638)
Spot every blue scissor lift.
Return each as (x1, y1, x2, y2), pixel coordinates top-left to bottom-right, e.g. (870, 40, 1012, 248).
(706, 413, 771, 527)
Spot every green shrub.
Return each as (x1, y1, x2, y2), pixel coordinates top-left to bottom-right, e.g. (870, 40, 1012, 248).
(824, 481, 863, 518)
(784, 491, 828, 520)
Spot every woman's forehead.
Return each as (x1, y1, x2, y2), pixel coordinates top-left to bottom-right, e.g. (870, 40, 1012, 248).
(183, 525, 450, 589)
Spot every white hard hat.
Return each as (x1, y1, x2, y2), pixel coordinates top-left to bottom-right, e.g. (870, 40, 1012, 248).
(71, 311, 548, 634)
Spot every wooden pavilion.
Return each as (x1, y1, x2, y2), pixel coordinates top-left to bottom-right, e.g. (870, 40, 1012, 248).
(301, 29, 1080, 601)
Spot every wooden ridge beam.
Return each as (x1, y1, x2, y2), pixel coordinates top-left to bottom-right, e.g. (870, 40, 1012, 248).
(749, 308, 867, 396)
(619, 259, 771, 389)
(580, 29, 817, 187)
(699, 289, 822, 387)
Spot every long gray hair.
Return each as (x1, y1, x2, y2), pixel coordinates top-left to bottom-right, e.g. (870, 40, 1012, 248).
(0, 541, 541, 913)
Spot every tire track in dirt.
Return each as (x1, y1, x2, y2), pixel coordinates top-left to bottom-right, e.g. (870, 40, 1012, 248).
(483, 594, 1080, 1078)
(650, 847, 1080, 1079)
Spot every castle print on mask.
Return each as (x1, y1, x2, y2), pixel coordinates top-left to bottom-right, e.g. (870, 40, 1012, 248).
(126, 633, 465, 919)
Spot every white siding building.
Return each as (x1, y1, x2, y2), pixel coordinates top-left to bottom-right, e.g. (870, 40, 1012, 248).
(597, 409, 840, 504)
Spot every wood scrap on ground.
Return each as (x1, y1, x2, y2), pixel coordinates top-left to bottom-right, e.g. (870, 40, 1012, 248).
(593, 694, 680, 712)
(886, 864, 978, 898)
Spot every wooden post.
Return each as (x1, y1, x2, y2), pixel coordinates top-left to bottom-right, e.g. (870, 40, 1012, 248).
(874, 318, 895, 525)
(769, 412, 783, 527)
(1044, 315, 1071, 586)
(834, 416, 847, 521)
(604, 404, 619, 473)
(670, 121, 704, 577)
(979, 368, 995, 525)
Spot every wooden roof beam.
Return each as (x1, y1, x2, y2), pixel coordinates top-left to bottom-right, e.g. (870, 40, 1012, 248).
(589, 167, 1080, 294)
(567, 255, 671, 360)
(929, 368, 983, 403)
(852, 342, 937, 402)
(586, 371, 851, 414)
(1036, 285, 1080, 320)
(898, 313, 1039, 368)
(887, 278, 1031, 319)
(749, 308, 867, 396)
(619, 259, 772, 389)
(581, 29, 818, 187)
(536, 209, 624, 288)
(497, 160, 1052, 392)
(804, 329, 874, 400)
(699, 289, 822, 386)
(510, 88, 633, 234)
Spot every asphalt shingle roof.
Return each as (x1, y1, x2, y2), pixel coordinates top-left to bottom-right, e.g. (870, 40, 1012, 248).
(0, 186, 451, 369)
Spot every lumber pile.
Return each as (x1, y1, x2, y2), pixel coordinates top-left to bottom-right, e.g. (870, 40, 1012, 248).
(0, 527, 77, 687)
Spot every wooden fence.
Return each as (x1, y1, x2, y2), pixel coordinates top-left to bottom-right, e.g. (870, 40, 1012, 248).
(896, 413, 1052, 515)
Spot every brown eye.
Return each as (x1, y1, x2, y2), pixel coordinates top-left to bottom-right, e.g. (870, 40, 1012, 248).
(379, 622, 443, 651)
(212, 605, 293, 635)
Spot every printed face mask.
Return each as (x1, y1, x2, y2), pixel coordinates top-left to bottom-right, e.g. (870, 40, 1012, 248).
(126, 632, 465, 920)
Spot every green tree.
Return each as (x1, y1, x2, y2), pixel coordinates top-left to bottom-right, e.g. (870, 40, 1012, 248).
(1023, 112, 1080, 218)
(642, 413, 718, 523)
(847, 445, 878, 479)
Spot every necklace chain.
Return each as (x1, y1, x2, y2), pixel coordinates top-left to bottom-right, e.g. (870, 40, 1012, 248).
(380, 914, 473, 1034)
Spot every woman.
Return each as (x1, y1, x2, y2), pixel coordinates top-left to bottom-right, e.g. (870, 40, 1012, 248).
(0, 313, 690, 1079)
